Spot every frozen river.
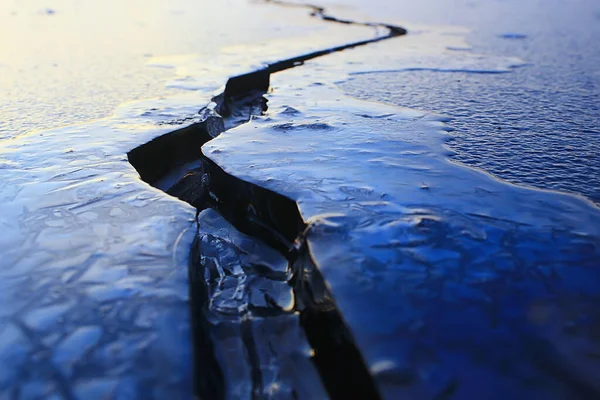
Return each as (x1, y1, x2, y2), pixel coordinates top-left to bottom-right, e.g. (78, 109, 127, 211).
(1, 0, 599, 399)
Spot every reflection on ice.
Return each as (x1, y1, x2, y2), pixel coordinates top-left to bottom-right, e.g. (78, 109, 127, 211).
(0, 5, 598, 398)
(190, 209, 326, 399)
(204, 67, 600, 397)
(0, 97, 201, 396)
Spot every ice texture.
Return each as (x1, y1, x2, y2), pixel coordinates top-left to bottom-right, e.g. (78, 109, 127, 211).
(0, 1, 597, 398)
(336, 0, 600, 203)
(0, 9, 385, 396)
(0, 92, 215, 397)
(193, 209, 327, 399)
(203, 66, 600, 398)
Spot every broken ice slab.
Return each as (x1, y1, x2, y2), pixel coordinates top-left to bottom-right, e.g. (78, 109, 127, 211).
(0, 119, 197, 397)
(197, 208, 290, 280)
(191, 209, 327, 399)
(203, 73, 600, 399)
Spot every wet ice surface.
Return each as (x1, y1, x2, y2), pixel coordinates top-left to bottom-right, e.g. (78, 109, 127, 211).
(0, 8, 386, 397)
(0, 97, 202, 398)
(0, 0, 370, 139)
(337, 0, 600, 203)
(341, 70, 600, 204)
(204, 48, 600, 397)
(1, 0, 599, 398)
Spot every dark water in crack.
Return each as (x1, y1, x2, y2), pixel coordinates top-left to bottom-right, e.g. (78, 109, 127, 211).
(127, 19, 403, 395)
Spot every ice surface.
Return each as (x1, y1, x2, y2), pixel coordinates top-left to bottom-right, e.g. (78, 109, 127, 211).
(338, 0, 600, 204)
(0, 0, 372, 140)
(0, 0, 598, 398)
(0, 7, 388, 396)
(204, 54, 600, 397)
(0, 110, 198, 396)
(341, 70, 600, 204)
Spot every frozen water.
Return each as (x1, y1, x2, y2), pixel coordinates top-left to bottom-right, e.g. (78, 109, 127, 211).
(0, 0, 372, 140)
(0, 0, 598, 398)
(203, 45, 600, 397)
(0, 6, 385, 396)
(341, 70, 600, 203)
(338, 0, 600, 203)
(192, 208, 327, 399)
